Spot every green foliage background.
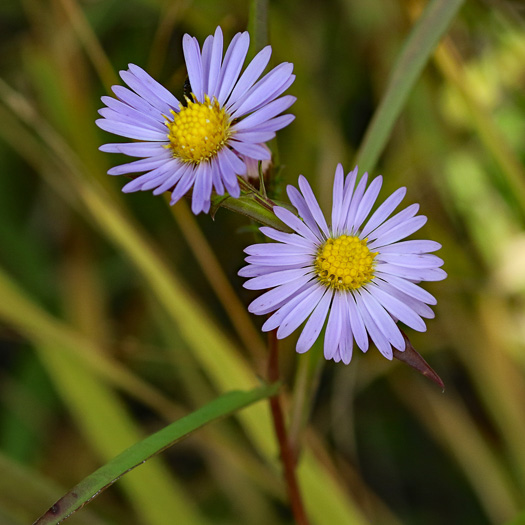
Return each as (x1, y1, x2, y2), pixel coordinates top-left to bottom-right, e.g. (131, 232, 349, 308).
(1, 0, 525, 524)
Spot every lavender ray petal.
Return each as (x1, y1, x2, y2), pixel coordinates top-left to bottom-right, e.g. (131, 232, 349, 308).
(355, 292, 393, 359)
(296, 289, 332, 354)
(247, 114, 295, 133)
(276, 285, 326, 339)
(151, 162, 187, 195)
(376, 281, 436, 319)
(231, 63, 294, 117)
(127, 64, 179, 108)
(248, 274, 313, 315)
(375, 272, 437, 305)
(335, 167, 358, 236)
(368, 284, 426, 332)
(101, 96, 166, 126)
(169, 167, 197, 205)
(324, 292, 344, 360)
(331, 164, 345, 235)
(378, 240, 442, 254)
(111, 86, 165, 117)
(376, 253, 444, 269)
(191, 162, 212, 214)
(217, 32, 250, 103)
(200, 35, 213, 95)
(96, 119, 167, 141)
(207, 27, 224, 97)
(262, 281, 319, 332)
(360, 289, 405, 350)
(244, 267, 312, 290)
(273, 206, 323, 244)
(98, 108, 165, 132)
(233, 95, 296, 131)
(229, 140, 272, 159)
(99, 142, 167, 157)
(120, 70, 172, 115)
(360, 187, 407, 238)
(353, 176, 382, 232)
(245, 243, 311, 257)
(222, 146, 246, 175)
(239, 264, 301, 278)
(227, 46, 272, 105)
(346, 292, 369, 352)
(298, 175, 330, 237)
(183, 34, 204, 102)
(286, 185, 323, 239)
(367, 203, 420, 242)
(376, 262, 447, 282)
(107, 153, 171, 175)
(259, 227, 315, 249)
(368, 216, 427, 249)
(232, 130, 276, 144)
(345, 172, 368, 232)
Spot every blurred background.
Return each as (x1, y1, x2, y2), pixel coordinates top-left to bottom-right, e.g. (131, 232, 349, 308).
(1, 0, 525, 524)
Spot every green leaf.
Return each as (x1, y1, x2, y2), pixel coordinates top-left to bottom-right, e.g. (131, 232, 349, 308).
(355, 0, 465, 173)
(33, 384, 279, 525)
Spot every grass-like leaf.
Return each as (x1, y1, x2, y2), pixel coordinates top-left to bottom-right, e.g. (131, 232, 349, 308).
(33, 384, 279, 525)
(355, 0, 465, 173)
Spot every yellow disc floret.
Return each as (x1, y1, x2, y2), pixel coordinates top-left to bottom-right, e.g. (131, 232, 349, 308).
(165, 95, 231, 164)
(314, 234, 377, 291)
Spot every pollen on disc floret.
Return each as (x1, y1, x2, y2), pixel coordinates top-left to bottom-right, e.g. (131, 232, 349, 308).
(166, 95, 231, 164)
(314, 234, 377, 291)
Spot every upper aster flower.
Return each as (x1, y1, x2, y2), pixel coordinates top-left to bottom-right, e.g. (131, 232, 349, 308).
(96, 26, 296, 214)
(239, 165, 447, 364)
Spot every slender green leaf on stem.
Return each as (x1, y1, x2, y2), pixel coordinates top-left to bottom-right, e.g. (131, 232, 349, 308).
(33, 385, 279, 525)
(355, 0, 465, 173)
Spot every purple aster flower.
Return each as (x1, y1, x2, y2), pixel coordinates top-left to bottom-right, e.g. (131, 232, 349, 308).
(96, 26, 296, 214)
(239, 165, 447, 364)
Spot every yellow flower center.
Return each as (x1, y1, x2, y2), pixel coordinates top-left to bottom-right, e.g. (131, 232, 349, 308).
(314, 234, 377, 291)
(165, 95, 231, 164)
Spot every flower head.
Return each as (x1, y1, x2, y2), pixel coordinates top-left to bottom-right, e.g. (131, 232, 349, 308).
(96, 27, 296, 214)
(240, 165, 447, 364)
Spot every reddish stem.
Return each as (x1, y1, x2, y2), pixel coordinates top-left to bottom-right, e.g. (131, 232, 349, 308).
(267, 330, 310, 525)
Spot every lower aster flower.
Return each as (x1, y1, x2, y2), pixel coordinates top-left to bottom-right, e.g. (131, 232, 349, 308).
(96, 26, 296, 214)
(239, 165, 447, 364)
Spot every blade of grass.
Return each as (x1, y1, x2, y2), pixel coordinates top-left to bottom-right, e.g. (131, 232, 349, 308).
(33, 384, 279, 525)
(354, 0, 465, 173)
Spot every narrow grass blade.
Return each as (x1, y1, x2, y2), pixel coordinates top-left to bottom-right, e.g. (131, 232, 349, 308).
(33, 385, 279, 525)
(355, 0, 465, 173)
